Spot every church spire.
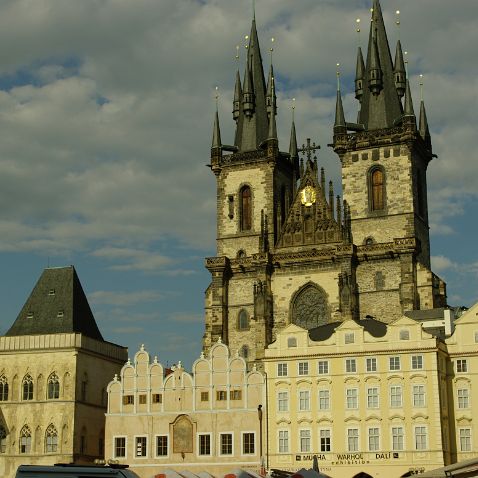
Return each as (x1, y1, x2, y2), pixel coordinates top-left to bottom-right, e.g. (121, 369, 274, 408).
(267, 77, 277, 142)
(233, 70, 242, 122)
(358, 0, 402, 130)
(394, 40, 407, 99)
(212, 109, 222, 150)
(403, 79, 415, 118)
(266, 63, 276, 117)
(355, 47, 365, 102)
(334, 65, 347, 134)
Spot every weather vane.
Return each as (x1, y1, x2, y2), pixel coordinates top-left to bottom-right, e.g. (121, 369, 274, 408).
(356, 18, 361, 45)
(235, 45, 240, 62)
(298, 138, 320, 162)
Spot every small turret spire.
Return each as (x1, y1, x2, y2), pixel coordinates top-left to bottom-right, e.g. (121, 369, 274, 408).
(233, 69, 242, 122)
(242, 61, 255, 117)
(355, 47, 365, 101)
(419, 76, 431, 145)
(403, 79, 415, 117)
(266, 63, 275, 117)
(394, 40, 406, 99)
(368, 37, 383, 96)
(267, 77, 277, 142)
(212, 88, 222, 150)
(290, 99, 300, 179)
(334, 64, 347, 134)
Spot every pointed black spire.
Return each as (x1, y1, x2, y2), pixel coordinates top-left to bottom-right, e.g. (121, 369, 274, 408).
(419, 99, 431, 144)
(403, 79, 415, 117)
(212, 110, 222, 150)
(358, 0, 403, 130)
(242, 61, 255, 117)
(394, 40, 407, 99)
(267, 78, 277, 142)
(233, 70, 242, 122)
(266, 64, 276, 117)
(355, 47, 365, 101)
(334, 90, 347, 134)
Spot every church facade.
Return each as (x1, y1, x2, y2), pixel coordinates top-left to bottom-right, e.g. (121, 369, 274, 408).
(203, 0, 446, 368)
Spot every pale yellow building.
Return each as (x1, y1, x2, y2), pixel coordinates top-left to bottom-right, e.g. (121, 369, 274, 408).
(105, 340, 266, 478)
(263, 317, 451, 478)
(0, 266, 127, 478)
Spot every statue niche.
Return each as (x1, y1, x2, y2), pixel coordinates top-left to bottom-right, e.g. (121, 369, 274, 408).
(291, 283, 330, 329)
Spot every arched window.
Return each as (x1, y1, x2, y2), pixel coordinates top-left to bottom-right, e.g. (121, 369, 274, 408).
(47, 373, 60, 400)
(291, 283, 329, 330)
(0, 425, 6, 453)
(0, 376, 8, 401)
(22, 375, 33, 401)
(45, 424, 58, 453)
(239, 345, 249, 360)
(240, 186, 252, 231)
(238, 309, 249, 330)
(370, 168, 385, 211)
(20, 426, 31, 454)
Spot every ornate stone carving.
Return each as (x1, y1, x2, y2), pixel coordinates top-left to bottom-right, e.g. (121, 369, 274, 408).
(291, 284, 329, 330)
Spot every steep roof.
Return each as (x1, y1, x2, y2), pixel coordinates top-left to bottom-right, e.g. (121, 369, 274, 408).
(5, 266, 103, 341)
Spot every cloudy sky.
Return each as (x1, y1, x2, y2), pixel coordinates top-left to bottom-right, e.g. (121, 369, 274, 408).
(0, 0, 476, 369)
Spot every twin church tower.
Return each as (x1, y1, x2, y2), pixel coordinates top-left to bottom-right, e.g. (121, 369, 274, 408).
(204, 0, 446, 366)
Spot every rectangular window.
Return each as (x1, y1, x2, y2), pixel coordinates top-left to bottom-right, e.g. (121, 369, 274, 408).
(389, 356, 401, 371)
(278, 391, 289, 412)
(123, 395, 134, 405)
(200, 391, 209, 401)
(156, 435, 168, 457)
(135, 436, 147, 457)
(220, 433, 233, 455)
(115, 437, 126, 458)
(346, 358, 357, 373)
(367, 387, 379, 408)
(320, 429, 331, 452)
(216, 390, 227, 401)
(278, 430, 289, 453)
(152, 393, 162, 404)
(392, 427, 404, 451)
(415, 426, 427, 450)
(456, 359, 468, 373)
(411, 355, 423, 370)
(230, 390, 242, 400)
(139, 394, 147, 404)
(46, 435, 58, 453)
(299, 390, 310, 411)
(278, 363, 288, 377)
(460, 429, 472, 452)
(366, 357, 377, 372)
(347, 429, 359, 452)
(458, 389, 469, 409)
(198, 434, 211, 456)
(390, 385, 403, 407)
(413, 385, 426, 407)
(319, 390, 330, 410)
(298, 362, 309, 376)
(242, 432, 255, 455)
(345, 332, 355, 344)
(346, 388, 358, 409)
(368, 428, 380, 451)
(318, 361, 329, 375)
(300, 430, 311, 452)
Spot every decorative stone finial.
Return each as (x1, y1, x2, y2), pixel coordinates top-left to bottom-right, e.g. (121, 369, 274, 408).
(218, 337, 222, 344)
(178, 361, 182, 369)
(154, 356, 158, 364)
(140, 344, 145, 351)
(200, 351, 205, 359)
(127, 358, 131, 365)
(114, 374, 118, 382)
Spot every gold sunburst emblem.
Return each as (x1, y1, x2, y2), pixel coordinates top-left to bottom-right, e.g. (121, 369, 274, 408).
(300, 186, 316, 206)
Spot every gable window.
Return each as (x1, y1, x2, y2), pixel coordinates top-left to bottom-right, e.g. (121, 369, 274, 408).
(370, 167, 385, 211)
(22, 375, 33, 401)
(47, 373, 60, 400)
(240, 186, 252, 231)
(345, 332, 355, 344)
(287, 337, 297, 348)
(0, 376, 8, 401)
(399, 329, 410, 340)
(237, 309, 249, 330)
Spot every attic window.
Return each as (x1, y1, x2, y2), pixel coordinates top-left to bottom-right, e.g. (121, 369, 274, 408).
(399, 329, 410, 340)
(345, 332, 355, 344)
(287, 337, 297, 348)
(57, 310, 64, 318)
(27, 312, 34, 319)
(48, 289, 56, 296)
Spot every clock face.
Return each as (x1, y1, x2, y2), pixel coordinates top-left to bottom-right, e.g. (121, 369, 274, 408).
(300, 186, 316, 206)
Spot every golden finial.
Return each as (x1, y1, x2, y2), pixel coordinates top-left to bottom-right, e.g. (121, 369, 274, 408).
(215, 86, 219, 110)
(235, 45, 240, 62)
(370, 7, 374, 22)
(356, 18, 361, 46)
(419, 74, 424, 101)
(396, 10, 401, 39)
(292, 97, 296, 121)
(404, 50, 409, 75)
(245, 34, 249, 50)
(270, 37, 275, 63)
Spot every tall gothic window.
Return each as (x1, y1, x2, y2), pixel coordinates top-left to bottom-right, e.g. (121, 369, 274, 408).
(240, 186, 252, 231)
(47, 373, 60, 400)
(20, 426, 31, 454)
(238, 309, 249, 330)
(45, 424, 58, 453)
(22, 375, 33, 401)
(0, 376, 8, 401)
(370, 168, 385, 211)
(291, 284, 329, 329)
(0, 425, 6, 453)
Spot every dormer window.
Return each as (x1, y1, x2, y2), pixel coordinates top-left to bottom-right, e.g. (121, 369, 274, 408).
(287, 337, 297, 348)
(57, 311, 64, 318)
(399, 329, 410, 340)
(48, 289, 55, 296)
(27, 312, 34, 319)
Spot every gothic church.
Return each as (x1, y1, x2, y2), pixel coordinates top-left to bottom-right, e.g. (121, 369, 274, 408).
(203, 0, 446, 366)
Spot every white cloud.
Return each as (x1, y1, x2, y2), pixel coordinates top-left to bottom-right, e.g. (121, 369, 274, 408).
(431, 255, 456, 274)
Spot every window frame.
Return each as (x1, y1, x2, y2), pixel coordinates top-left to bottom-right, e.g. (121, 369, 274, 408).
(368, 427, 380, 452)
(298, 361, 309, 376)
(298, 390, 310, 411)
(412, 384, 426, 408)
(197, 433, 211, 457)
(241, 431, 255, 456)
(390, 385, 403, 408)
(318, 360, 329, 375)
(345, 358, 357, 374)
(134, 435, 148, 458)
(114, 436, 127, 458)
(347, 428, 359, 452)
(277, 363, 288, 377)
(366, 357, 377, 373)
(299, 429, 311, 453)
(459, 428, 472, 452)
(277, 391, 289, 412)
(219, 432, 234, 456)
(368, 166, 386, 212)
(457, 388, 470, 409)
(367, 386, 379, 409)
(319, 389, 330, 411)
(319, 428, 331, 452)
(389, 356, 401, 371)
(239, 185, 252, 231)
(346, 388, 358, 409)
(414, 426, 428, 451)
(391, 426, 404, 451)
(278, 429, 289, 454)
(411, 355, 424, 370)
(456, 359, 468, 373)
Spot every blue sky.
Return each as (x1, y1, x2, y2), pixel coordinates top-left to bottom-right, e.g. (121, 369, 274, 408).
(0, 0, 476, 369)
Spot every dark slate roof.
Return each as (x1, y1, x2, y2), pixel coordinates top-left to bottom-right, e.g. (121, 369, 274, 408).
(308, 318, 387, 342)
(405, 308, 445, 322)
(5, 266, 103, 341)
